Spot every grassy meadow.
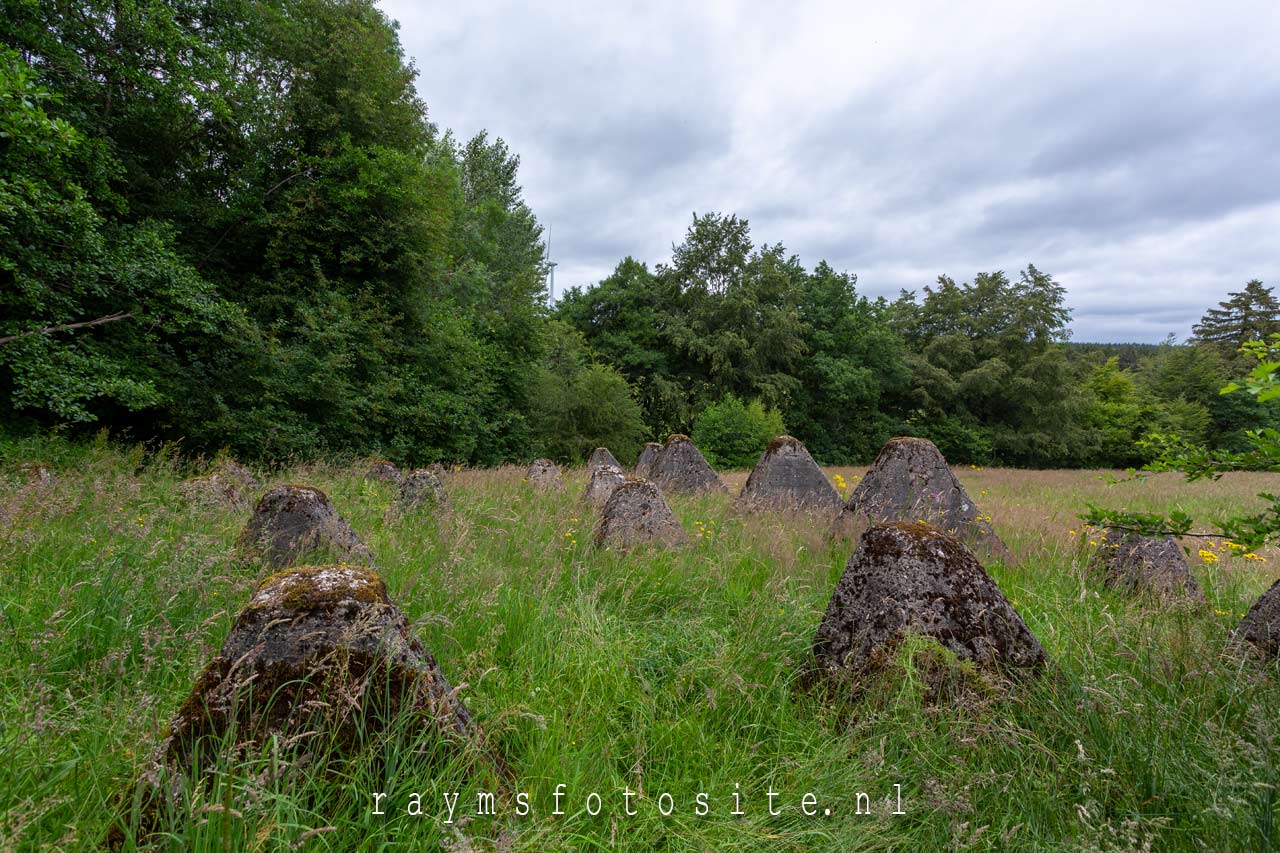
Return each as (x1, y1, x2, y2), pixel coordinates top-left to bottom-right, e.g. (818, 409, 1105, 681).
(2, 436, 1280, 851)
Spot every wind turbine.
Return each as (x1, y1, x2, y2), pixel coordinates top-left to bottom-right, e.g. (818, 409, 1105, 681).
(545, 223, 558, 307)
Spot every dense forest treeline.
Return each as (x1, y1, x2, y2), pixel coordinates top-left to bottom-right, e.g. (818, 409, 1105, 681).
(2, 0, 1277, 468)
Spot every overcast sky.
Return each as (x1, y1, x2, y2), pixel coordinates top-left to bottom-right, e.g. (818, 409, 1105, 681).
(379, 1, 1279, 342)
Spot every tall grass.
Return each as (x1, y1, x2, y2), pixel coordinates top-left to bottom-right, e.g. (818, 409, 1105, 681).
(2, 436, 1278, 850)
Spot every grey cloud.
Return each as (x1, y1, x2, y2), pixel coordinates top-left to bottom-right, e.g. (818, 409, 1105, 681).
(382, 0, 1280, 342)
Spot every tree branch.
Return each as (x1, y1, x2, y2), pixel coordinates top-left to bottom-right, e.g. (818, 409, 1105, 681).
(0, 311, 135, 346)
(1090, 523, 1221, 541)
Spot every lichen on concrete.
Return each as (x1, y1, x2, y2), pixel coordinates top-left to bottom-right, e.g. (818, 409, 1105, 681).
(813, 521, 1045, 677)
(738, 435, 842, 514)
(587, 447, 622, 471)
(593, 479, 689, 550)
(1234, 578, 1280, 662)
(237, 484, 372, 569)
(398, 468, 449, 511)
(367, 459, 403, 484)
(1088, 529, 1206, 603)
(652, 435, 726, 495)
(633, 442, 662, 480)
(526, 458, 564, 492)
(841, 436, 1010, 560)
(584, 465, 626, 510)
(110, 564, 476, 847)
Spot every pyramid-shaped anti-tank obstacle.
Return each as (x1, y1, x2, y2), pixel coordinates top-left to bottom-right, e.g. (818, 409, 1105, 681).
(634, 442, 661, 479)
(813, 521, 1045, 675)
(367, 459, 403, 484)
(238, 485, 372, 569)
(1089, 529, 1206, 603)
(398, 468, 450, 511)
(1234, 579, 1280, 662)
(526, 458, 564, 492)
(738, 435, 842, 513)
(843, 436, 1009, 558)
(584, 464, 627, 510)
(594, 479, 690, 549)
(652, 434, 726, 495)
(587, 447, 623, 472)
(109, 564, 474, 846)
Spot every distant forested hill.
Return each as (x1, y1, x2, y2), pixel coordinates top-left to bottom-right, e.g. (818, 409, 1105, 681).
(1065, 342, 1170, 369)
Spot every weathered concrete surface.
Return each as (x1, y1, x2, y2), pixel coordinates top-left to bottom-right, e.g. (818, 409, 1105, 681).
(367, 459, 403, 484)
(634, 442, 662, 480)
(1234, 579, 1280, 661)
(584, 465, 627, 510)
(813, 522, 1045, 675)
(594, 480, 690, 550)
(738, 435, 842, 513)
(238, 485, 372, 568)
(109, 565, 474, 847)
(212, 459, 259, 492)
(1089, 529, 1206, 603)
(587, 447, 623, 471)
(842, 436, 1009, 559)
(527, 458, 564, 492)
(399, 468, 450, 511)
(653, 435, 726, 495)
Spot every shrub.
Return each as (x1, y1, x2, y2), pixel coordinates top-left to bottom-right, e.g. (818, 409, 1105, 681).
(691, 395, 785, 469)
(529, 362, 647, 464)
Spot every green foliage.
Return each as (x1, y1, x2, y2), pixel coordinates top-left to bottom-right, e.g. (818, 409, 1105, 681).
(0, 46, 233, 425)
(1082, 334, 1280, 548)
(891, 265, 1090, 465)
(791, 262, 911, 462)
(3, 0, 1278, 474)
(1, 0, 549, 464)
(527, 323, 647, 463)
(559, 217, 909, 463)
(691, 395, 785, 469)
(1081, 358, 1146, 467)
(1192, 279, 1280, 365)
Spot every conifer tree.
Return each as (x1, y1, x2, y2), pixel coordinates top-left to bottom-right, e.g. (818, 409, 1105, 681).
(1192, 280, 1280, 362)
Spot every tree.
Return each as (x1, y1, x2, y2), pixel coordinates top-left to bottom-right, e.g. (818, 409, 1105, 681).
(691, 395, 786, 469)
(788, 262, 910, 462)
(1, 0, 554, 465)
(1192, 280, 1280, 364)
(668, 212, 751, 295)
(1082, 333, 1280, 549)
(527, 322, 647, 463)
(0, 47, 232, 425)
(1081, 358, 1146, 467)
(556, 258, 686, 435)
(891, 266, 1087, 465)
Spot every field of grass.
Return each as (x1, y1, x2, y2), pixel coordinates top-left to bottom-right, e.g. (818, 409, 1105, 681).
(3, 435, 1280, 851)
